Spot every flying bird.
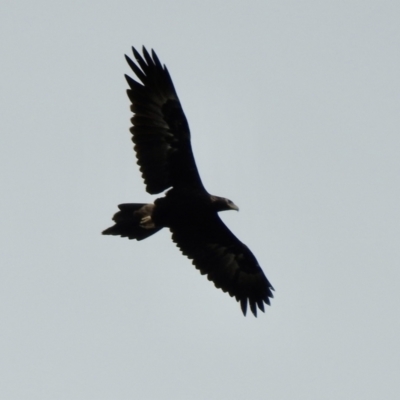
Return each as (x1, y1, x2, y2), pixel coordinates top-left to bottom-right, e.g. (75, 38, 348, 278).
(103, 47, 274, 316)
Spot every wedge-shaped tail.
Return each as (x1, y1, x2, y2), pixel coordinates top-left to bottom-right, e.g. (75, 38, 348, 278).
(102, 203, 161, 241)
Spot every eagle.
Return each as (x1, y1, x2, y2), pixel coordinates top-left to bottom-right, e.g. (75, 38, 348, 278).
(103, 47, 274, 316)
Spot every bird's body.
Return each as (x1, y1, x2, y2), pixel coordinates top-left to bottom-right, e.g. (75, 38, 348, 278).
(103, 47, 274, 316)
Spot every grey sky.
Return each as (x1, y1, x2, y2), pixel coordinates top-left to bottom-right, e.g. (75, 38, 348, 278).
(1, 1, 400, 399)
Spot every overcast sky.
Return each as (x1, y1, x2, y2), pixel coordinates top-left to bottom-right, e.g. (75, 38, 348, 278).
(1, 1, 400, 399)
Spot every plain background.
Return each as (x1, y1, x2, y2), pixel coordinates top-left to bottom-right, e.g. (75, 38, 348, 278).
(1, 1, 399, 399)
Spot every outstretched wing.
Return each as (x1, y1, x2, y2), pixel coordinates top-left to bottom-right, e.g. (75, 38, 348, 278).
(170, 215, 274, 317)
(125, 47, 204, 194)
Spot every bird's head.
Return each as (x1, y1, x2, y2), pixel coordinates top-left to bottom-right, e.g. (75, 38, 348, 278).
(210, 195, 239, 212)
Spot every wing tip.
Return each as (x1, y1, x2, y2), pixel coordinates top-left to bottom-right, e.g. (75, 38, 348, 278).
(238, 292, 273, 317)
(240, 298, 248, 316)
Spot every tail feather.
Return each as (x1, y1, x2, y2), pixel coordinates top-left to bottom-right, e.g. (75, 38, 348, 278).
(102, 203, 161, 241)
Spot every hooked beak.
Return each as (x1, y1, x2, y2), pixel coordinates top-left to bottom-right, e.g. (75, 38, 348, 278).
(230, 203, 239, 212)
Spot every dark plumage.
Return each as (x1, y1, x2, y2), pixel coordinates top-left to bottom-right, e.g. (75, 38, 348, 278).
(103, 47, 274, 316)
